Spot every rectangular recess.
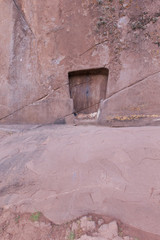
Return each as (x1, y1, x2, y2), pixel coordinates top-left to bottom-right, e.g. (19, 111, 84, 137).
(69, 68, 109, 114)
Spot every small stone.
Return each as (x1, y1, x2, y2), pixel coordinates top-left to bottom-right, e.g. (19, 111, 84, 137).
(77, 235, 106, 240)
(72, 222, 78, 232)
(123, 237, 130, 240)
(39, 221, 51, 229)
(98, 221, 118, 239)
(80, 216, 96, 232)
(113, 236, 123, 240)
(98, 219, 104, 226)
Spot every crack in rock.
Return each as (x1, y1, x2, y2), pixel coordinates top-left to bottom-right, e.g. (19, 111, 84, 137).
(79, 39, 108, 56)
(106, 69, 160, 101)
(12, 0, 35, 37)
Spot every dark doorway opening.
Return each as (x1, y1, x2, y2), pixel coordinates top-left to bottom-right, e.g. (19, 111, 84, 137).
(69, 68, 109, 119)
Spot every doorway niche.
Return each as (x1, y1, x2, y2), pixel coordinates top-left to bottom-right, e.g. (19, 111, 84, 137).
(69, 68, 109, 116)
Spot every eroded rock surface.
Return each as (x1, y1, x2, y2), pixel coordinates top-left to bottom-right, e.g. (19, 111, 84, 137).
(0, 210, 153, 240)
(1, 1, 160, 125)
(0, 125, 160, 239)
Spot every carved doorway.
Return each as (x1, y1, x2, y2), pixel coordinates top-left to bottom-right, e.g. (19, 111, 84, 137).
(69, 68, 109, 118)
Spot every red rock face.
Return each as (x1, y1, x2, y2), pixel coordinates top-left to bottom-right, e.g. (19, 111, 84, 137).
(1, 0, 160, 125)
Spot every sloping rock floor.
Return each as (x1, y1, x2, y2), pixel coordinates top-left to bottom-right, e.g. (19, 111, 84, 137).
(0, 125, 160, 240)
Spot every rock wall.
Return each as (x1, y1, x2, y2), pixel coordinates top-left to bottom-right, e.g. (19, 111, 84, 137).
(1, 0, 160, 125)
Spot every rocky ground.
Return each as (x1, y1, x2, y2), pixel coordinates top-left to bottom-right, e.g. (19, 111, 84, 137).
(0, 210, 140, 240)
(0, 125, 160, 239)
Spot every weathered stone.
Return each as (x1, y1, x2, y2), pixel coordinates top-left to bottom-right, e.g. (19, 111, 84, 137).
(1, 125, 160, 238)
(98, 219, 104, 226)
(98, 222, 118, 239)
(113, 237, 123, 240)
(123, 237, 130, 240)
(98, 73, 160, 126)
(77, 235, 106, 240)
(1, 1, 160, 125)
(71, 221, 79, 232)
(80, 216, 96, 232)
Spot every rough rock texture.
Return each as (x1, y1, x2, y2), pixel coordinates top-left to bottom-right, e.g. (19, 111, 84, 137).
(0, 211, 144, 240)
(0, 125, 160, 239)
(1, 0, 160, 125)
